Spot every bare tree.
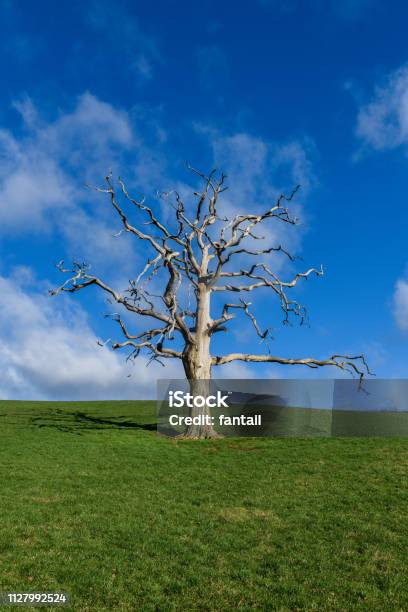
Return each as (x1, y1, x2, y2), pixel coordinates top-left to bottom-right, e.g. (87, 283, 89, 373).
(51, 167, 371, 438)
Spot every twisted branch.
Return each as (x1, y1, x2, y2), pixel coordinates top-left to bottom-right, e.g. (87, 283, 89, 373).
(51, 168, 371, 380)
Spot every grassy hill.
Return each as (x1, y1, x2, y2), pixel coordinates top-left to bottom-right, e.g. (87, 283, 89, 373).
(0, 400, 407, 610)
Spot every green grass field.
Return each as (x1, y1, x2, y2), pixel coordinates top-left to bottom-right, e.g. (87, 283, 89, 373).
(0, 400, 407, 611)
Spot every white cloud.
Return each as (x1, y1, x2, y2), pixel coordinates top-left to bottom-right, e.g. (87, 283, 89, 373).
(0, 92, 133, 233)
(358, 68, 408, 341)
(0, 93, 169, 280)
(0, 271, 182, 400)
(392, 278, 408, 331)
(41, 92, 133, 160)
(356, 65, 408, 152)
(12, 96, 40, 129)
(61, 208, 137, 271)
(271, 140, 315, 193)
(205, 128, 315, 206)
(0, 163, 71, 231)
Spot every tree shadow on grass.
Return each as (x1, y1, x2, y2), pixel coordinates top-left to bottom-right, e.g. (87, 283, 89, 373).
(28, 408, 157, 435)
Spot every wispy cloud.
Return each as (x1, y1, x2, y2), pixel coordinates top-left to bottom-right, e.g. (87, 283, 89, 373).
(355, 64, 408, 153)
(0, 92, 169, 275)
(204, 128, 316, 197)
(356, 66, 408, 337)
(392, 278, 408, 332)
(85, 0, 161, 81)
(194, 125, 316, 265)
(0, 92, 132, 230)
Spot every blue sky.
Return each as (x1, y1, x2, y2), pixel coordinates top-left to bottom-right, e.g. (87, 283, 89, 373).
(2, 0, 408, 399)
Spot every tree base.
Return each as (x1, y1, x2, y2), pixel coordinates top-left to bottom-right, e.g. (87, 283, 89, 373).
(176, 428, 224, 440)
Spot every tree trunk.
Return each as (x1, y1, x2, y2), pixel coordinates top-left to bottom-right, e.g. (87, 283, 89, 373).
(180, 274, 221, 439)
(183, 378, 221, 439)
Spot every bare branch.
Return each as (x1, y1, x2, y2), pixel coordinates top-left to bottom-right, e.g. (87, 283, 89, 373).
(52, 170, 372, 390)
(212, 352, 373, 380)
(209, 299, 271, 342)
(212, 264, 323, 324)
(89, 174, 167, 256)
(50, 262, 193, 342)
(99, 313, 184, 365)
(219, 185, 300, 252)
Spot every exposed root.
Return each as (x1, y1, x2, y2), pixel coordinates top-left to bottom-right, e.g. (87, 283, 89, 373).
(176, 429, 224, 440)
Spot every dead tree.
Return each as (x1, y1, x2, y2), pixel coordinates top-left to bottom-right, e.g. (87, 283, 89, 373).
(51, 167, 371, 438)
